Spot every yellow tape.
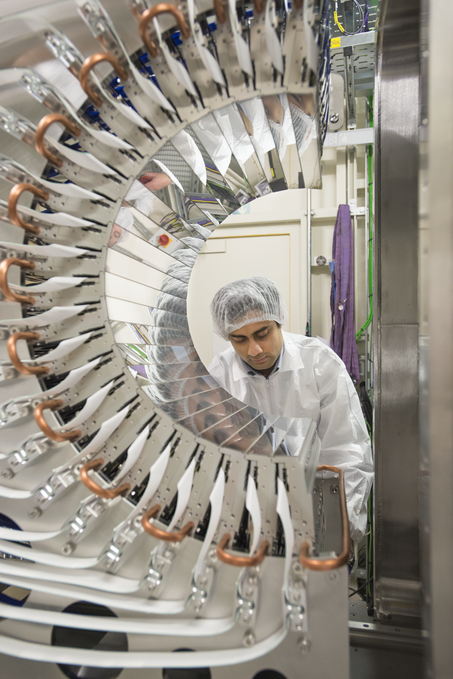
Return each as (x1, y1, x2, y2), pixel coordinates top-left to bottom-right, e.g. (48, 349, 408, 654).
(331, 37, 341, 48)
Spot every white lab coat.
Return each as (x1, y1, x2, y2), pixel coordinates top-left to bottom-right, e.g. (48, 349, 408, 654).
(208, 332, 374, 542)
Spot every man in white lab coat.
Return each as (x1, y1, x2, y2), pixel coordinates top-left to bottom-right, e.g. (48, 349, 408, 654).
(208, 277, 373, 544)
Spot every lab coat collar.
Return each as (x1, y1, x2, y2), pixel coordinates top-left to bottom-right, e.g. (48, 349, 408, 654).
(231, 332, 304, 382)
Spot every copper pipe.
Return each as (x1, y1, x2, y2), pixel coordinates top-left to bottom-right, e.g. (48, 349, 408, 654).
(80, 458, 131, 499)
(254, 0, 265, 13)
(299, 465, 350, 571)
(293, 0, 303, 8)
(139, 4, 191, 59)
(216, 534, 269, 567)
(213, 0, 226, 24)
(79, 53, 129, 108)
(0, 257, 36, 305)
(7, 332, 49, 376)
(8, 183, 49, 235)
(34, 400, 81, 443)
(141, 504, 194, 542)
(35, 113, 81, 168)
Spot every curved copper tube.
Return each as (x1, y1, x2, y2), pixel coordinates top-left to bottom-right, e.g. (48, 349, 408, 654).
(34, 399, 81, 443)
(293, 0, 304, 8)
(254, 0, 265, 13)
(8, 183, 49, 235)
(80, 458, 131, 499)
(7, 332, 49, 376)
(299, 465, 350, 571)
(216, 534, 269, 567)
(139, 4, 191, 59)
(141, 504, 194, 542)
(213, 0, 226, 24)
(0, 257, 36, 305)
(35, 113, 81, 168)
(79, 53, 129, 108)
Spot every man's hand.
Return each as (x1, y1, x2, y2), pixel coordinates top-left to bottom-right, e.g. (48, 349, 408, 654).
(138, 172, 173, 191)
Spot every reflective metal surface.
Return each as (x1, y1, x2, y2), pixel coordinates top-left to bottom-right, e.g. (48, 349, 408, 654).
(374, 0, 422, 625)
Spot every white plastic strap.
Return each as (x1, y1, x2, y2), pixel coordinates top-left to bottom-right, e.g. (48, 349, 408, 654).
(47, 356, 101, 396)
(128, 61, 175, 112)
(34, 175, 100, 200)
(0, 539, 99, 569)
(50, 138, 118, 175)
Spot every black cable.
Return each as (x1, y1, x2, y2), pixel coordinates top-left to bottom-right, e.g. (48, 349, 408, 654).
(349, 576, 373, 598)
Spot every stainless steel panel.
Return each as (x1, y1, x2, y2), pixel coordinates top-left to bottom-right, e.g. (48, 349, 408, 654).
(374, 0, 422, 625)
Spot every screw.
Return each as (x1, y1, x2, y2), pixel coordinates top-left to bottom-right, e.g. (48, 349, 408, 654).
(330, 485, 339, 494)
(243, 631, 255, 647)
(298, 637, 311, 655)
(28, 507, 42, 519)
(330, 113, 339, 123)
(1, 468, 14, 480)
(61, 542, 74, 556)
(328, 571, 338, 582)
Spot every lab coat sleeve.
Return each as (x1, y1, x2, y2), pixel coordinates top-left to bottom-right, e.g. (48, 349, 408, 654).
(315, 349, 374, 543)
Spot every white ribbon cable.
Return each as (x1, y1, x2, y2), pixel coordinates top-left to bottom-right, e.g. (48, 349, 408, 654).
(12, 204, 97, 228)
(194, 467, 225, 580)
(83, 127, 134, 150)
(116, 424, 149, 480)
(127, 61, 175, 112)
(58, 378, 114, 429)
(153, 18, 198, 98)
(54, 404, 131, 468)
(0, 527, 61, 542)
(265, 0, 284, 74)
(0, 305, 88, 328)
(9, 276, 86, 293)
(0, 539, 99, 569)
(0, 560, 141, 594)
(228, 0, 254, 77)
(50, 138, 118, 175)
(0, 626, 287, 668)
(32, 175, 100, 200)
(33, 332, 93, 365)
(0, 603, 234, 636)
(46, 356, 101, 397)
(167, 457, 196, 532)
(0, 242, 89, 258)
(246, 474, 262, 555)
(0, 569, 185, 613)
(302, 2, 319, 73)
(187, 0, 226, 86)
(276, 477, 294, 592)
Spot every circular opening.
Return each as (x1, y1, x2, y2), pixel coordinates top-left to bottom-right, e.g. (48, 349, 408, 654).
(252, 671, 288, 679)
(51, 602, 127, 679)
(162, 649, 211, 679)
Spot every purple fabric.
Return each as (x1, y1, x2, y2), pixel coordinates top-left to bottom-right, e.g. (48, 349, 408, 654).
(330, 204, 360, 383)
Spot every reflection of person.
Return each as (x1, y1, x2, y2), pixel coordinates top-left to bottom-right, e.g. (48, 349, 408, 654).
(208, 277, 373, 543)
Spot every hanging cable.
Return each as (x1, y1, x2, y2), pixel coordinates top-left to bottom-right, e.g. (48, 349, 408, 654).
(333, 0, 366, 36)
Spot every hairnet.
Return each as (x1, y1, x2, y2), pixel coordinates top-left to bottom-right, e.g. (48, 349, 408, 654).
(210, 277, 288, 340)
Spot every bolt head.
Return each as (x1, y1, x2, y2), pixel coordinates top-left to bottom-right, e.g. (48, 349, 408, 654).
(28, 507, 42, 519)
(62, 542, 74, 556)
(330, 113, 340, 124)
(1, 468, 14, 480)
(298, 637, 311, 655)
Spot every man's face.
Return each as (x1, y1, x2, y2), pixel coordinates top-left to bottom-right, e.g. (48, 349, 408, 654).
(228, 320, 284, 372)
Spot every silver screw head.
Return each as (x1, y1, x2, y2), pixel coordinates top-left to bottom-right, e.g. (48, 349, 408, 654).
(330, 113, 340, 123)
(298, 637, 311, 655)
(1, 468, 14, 480)
(243, 631, 256, 647)
(330, 485, 339, 494)
(28, 507, 42, 520)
